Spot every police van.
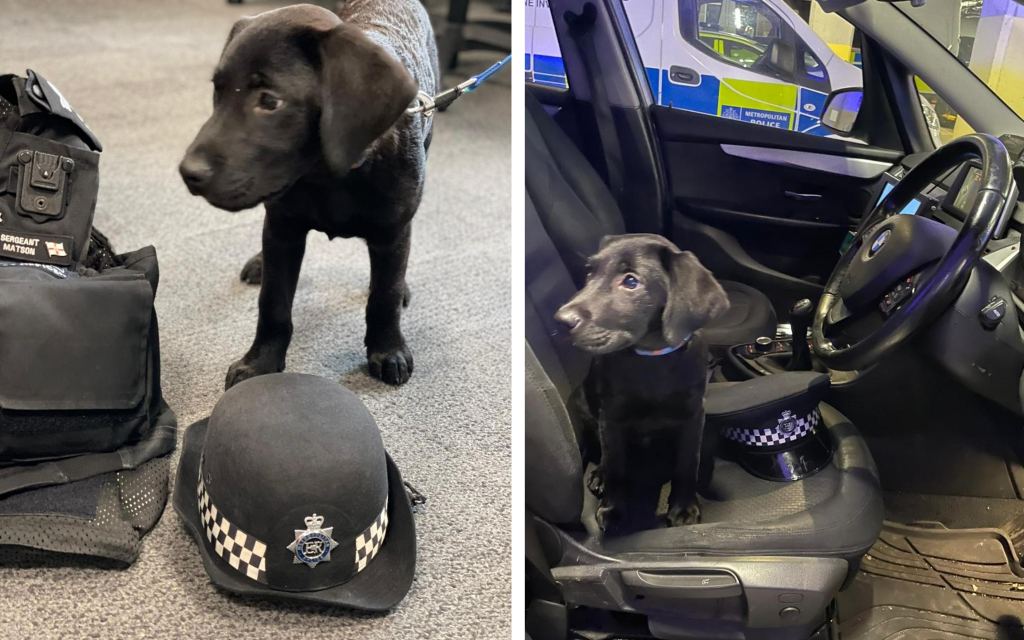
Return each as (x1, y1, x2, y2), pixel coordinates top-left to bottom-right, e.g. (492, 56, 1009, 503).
(526, 0, 862, 136)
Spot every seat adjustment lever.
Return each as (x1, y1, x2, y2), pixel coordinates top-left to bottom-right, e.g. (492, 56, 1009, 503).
(620, 570, 742, 599)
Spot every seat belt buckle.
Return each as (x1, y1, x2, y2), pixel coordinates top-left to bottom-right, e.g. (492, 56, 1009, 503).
(16, 150, 74, 220)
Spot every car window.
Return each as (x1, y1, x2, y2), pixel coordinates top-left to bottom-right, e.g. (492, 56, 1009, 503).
(523, 0, 862, 138)
(901, 2, 1023, 147)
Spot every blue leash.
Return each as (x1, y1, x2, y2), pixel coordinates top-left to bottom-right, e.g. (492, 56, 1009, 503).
(466, 54, 512, 91)
(407, 54, 511, 117)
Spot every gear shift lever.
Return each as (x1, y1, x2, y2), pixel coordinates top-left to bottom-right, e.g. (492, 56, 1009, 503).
(787, 298, 813, 371)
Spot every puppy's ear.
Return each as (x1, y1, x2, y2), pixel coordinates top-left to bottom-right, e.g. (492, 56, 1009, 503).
(661, 249, 730, 345)
(318, 24, 418, 175)
(221, 17, 252, 59)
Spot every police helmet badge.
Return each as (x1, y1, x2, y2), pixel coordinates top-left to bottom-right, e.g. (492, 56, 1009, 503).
(778, 410, 798, 435)
(287, 513, 339, 568)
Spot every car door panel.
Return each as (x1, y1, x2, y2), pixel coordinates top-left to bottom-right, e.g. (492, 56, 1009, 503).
(652, 105, 903, 310)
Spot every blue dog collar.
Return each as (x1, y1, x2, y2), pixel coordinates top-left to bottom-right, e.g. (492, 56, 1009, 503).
(635, 335, 691, 357)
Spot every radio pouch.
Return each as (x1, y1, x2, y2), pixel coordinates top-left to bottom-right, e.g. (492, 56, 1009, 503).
(0, 70, 102, 268)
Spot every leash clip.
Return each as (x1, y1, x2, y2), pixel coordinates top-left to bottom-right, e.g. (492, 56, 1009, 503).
(407, 90, 437, 118)
(405, 54, 511, 118)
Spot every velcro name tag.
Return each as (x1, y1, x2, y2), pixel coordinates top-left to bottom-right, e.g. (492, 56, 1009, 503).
(0, 230, 73, 266)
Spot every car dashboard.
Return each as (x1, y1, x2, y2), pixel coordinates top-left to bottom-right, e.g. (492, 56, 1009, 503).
(886, 134, 1024, 275)
(874, 134, 1024, 414)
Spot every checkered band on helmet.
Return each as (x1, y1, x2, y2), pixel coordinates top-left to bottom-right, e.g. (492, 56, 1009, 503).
(722, 407, 821, 448)
(198, 465, 268, 584)
(355, 496, 389, 574)
(197, 456, 391, 584)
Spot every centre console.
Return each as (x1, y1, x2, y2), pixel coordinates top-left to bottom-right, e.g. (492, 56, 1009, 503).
(720, 299, 861, 385)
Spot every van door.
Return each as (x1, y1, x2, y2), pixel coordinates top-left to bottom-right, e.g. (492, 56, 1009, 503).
(623, 0, 664, 92)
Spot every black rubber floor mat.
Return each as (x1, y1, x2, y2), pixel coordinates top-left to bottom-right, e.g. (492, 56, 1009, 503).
(837, 523, 1024, 639)
(883, 492, 1024, 531)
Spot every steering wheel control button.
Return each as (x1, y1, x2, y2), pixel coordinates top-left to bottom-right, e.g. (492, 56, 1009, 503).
(869, 229, 891, 257)
(980, 297, 1007, 330)
(880, 276, 915, 315)
(754, 336, 773, 353)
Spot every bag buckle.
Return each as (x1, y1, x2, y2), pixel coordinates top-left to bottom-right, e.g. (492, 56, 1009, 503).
(17, 150, 74, 219)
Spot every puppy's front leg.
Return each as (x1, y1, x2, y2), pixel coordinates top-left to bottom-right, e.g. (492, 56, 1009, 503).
(595, 413, 628, 532)
(226, 214, 307, 390)
(365, 224, 413, 385)
(667, 407, 705, 527)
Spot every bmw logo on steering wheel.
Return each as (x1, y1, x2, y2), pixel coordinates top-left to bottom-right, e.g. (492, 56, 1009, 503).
(869, 230, 891, 257)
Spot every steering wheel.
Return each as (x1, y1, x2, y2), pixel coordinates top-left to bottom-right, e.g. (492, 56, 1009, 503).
(812, 133, 1015, 371)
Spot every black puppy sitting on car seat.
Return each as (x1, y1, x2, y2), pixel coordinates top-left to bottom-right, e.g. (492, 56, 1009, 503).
(555, 234, 729, 534)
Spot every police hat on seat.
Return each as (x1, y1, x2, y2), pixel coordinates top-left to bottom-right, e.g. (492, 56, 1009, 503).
(706, 372, 834, 482)
(173, 373, 416, 609)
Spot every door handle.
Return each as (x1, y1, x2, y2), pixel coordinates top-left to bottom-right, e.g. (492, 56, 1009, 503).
(785, 191, 823, 201)
(669, 66, 699, 86)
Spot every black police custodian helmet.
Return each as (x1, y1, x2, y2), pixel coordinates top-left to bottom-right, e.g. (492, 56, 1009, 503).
(172, 373, 415, 609)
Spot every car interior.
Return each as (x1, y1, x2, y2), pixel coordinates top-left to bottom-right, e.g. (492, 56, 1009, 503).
(524, 0, 1024, 638)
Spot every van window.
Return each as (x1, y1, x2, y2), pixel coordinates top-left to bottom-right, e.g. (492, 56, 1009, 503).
(678, 0, 841, 91)
(688, 0, 785, 72)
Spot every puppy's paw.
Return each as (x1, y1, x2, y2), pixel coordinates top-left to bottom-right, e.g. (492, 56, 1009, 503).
(587, 467, 605, 497)
(368, 343, 414, 386)
(240, 253, 263, 285)
(667, 502, 701, 527)
(596, 499, 623, 533)
(225, 355, 282, 390)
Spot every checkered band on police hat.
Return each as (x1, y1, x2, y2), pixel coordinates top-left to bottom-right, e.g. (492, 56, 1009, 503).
(723, 407, 821, 448)
(198, 464, 268, 584)
(355, 496, 389, 574)
(197, 455, 391, 585)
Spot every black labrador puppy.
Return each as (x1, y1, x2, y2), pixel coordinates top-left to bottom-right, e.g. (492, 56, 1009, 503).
(555, 234, 729, 533)
(179, 2, 438, 388)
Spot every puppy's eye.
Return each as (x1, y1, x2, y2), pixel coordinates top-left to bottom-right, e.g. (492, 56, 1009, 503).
(257, 92, 283, 112)
(621, 274, 640, 290)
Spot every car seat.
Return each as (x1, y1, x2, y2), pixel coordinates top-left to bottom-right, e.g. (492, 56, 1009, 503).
(525, 185, 884, 639)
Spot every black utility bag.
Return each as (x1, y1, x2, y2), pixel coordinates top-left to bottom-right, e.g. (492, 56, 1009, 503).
(0, 73, 175, 560)
(0, 244, 176, 478)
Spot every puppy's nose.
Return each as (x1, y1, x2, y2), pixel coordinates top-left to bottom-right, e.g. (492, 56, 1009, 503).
(555, 307, 582, 331)
(179, 154, 213, 192)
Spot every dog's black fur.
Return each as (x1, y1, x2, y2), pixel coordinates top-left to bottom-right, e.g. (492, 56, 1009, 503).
(555, 234, 729, 534)
(179, 3, 439, 388)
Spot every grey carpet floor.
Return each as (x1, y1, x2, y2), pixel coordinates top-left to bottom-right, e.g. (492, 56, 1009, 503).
(0, 0, 511, 637)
